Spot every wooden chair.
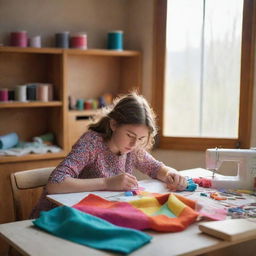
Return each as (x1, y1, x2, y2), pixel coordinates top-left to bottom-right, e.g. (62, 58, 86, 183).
(10, 167, 55, 221)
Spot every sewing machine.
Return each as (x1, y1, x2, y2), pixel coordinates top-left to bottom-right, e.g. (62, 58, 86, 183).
(206, 148, 256, 190)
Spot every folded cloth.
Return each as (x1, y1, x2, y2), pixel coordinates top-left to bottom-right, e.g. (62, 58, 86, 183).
(33, 206, 152, 254)
(73, 193, 199, 232)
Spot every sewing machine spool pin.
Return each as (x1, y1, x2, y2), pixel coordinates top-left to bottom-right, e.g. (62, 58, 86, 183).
(211, 147, 220, 179)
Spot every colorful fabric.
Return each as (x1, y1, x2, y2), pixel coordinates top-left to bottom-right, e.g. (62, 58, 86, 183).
(33, 206, 152, 254)
(73, 192, 199, 232)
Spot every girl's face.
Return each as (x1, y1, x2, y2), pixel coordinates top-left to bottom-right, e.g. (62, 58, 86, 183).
(108, 122, 149, 155)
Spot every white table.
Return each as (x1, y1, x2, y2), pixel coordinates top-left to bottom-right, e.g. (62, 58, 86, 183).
(0, 218, 255, 256)
(1, 168, 255, 256)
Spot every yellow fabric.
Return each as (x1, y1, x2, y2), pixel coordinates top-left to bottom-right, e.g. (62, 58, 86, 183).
(167, 194, 186, 216)
(130, 197, 161, 215)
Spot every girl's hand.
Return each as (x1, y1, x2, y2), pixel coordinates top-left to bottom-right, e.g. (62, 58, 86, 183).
(105, 173, 138, 191)
(165, 172, 187, 191)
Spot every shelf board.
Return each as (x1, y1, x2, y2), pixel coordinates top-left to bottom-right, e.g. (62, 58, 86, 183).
(0, 101, 63, 108)
(0, 151, 66, 163)
(0, 46, 140, 57)
(68, 109, 103, 116)
(65, 48, 140, 57)
(0, 46, 62, 54)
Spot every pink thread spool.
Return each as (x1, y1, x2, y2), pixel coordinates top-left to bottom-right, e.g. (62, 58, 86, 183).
(44, 83, 53, 101)
(36, 84, 49, 102)
(0, 88, 8, 102)
(70, 33, 87, 49)
(10, 31, 28, 47)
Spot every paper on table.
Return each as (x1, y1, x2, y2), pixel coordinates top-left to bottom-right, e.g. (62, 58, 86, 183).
(138, 179, 169, 193)
(47, 191, 125, 207)
(47, 179, 169, 206)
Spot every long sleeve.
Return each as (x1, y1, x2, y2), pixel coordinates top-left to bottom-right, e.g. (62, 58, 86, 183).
(133, 149, 163, 179)
(49, 132, 95, 183)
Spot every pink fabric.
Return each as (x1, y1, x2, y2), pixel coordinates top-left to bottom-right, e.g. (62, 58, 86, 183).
(74, 196, 150, 230)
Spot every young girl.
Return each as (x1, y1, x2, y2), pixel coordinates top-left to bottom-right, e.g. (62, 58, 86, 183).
(31, 92, 187, 218)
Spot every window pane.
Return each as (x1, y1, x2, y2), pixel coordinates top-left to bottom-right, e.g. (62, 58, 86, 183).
(163, 0, 243, 138)
(164, 0, 203, 137)
(202, 0, 243, 138)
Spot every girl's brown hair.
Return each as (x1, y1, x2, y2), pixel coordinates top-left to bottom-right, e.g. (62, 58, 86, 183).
(89, 92, 158, 149)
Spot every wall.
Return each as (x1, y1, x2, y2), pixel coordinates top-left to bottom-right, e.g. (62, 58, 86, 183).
(125, 0, 155, 101)
(0, 0, 126, 48)
(0, 0, 255, 171)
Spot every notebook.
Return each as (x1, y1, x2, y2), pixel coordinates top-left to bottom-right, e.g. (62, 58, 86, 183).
(199, 219, 256, 241)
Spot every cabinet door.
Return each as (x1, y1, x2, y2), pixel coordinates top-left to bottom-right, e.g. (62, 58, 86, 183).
(67, 112, 93, 149)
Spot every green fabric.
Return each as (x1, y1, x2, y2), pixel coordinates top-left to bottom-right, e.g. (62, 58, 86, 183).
(152, 203, 176, 217)
(33, 206, 152, 254)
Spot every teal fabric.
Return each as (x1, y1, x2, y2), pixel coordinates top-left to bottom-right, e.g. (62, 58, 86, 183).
(33, 206, 152, 254)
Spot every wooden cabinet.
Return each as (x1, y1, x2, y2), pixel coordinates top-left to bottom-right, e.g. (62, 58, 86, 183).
(0, 46, 141, 255)
(0, 47, 141, 160)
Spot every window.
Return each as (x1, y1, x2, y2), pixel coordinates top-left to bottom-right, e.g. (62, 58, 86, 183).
(153, 0, 256, 150)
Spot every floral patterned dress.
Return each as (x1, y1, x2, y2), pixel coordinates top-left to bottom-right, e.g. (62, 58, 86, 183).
(30, 130, 163, 218)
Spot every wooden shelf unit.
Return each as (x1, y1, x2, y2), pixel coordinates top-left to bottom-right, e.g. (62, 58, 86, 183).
(0, 46, 141, 160)
(0, 46, 141, 250)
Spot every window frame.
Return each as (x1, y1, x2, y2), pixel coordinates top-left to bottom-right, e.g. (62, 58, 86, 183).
(152, 0, 256, 151)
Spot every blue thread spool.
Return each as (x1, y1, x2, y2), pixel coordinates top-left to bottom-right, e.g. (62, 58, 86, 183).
(107, 31, 123, 50)
(0, 133, 19, 149)
(124, 191, 133, 196)
(55, 32, 69, 48)
(27, 84, 37, 101)
(76, 99, 84, 110)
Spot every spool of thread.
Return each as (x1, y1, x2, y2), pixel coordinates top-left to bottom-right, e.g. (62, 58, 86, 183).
(10, 31, 28, 47)
(0, 88, 8, 101)
(84, 99, 92, 110)
(92, 99, 99, 109)
(15, 85, 27, 102)
(26, 84, 37, 101)
(0, 132, 19, 149)
(55, 32, 69, 48)
(33, 132, 54, 144)
(36, 84, 48, 102)
(8, 90, 15, 101)
(107, 31, 123, 50)
(103, 93, 113, 105)
(98, 96, 106, 108)
(70, 33, 87, 49)
(69, 95, 76, 110)
(29, 35, 41, 48)
(47, 83, 54, 101)
(76, 99, 84, 110)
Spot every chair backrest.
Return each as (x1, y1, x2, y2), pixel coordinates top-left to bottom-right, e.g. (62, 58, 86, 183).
(10, 167, 55, 221)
